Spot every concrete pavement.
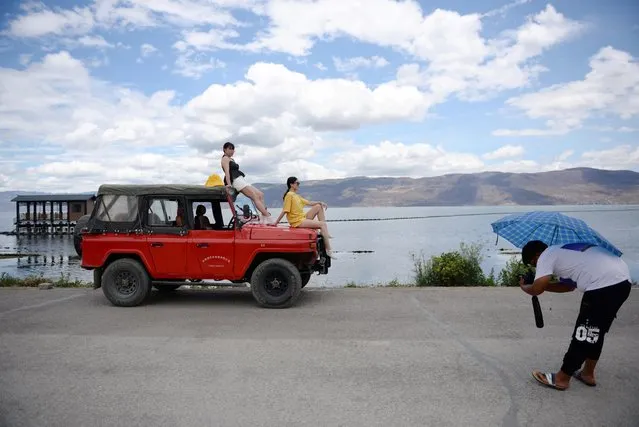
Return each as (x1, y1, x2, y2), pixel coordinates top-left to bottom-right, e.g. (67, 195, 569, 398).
(1, 286, 638, 427)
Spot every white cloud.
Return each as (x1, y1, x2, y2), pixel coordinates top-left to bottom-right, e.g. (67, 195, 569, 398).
(397, 5, 583, 101)
(494, 46, 639, 136)
(12, 151, 214, 192)
(581, 145, 639, 170)
(173, 28, 241, 52)
(0, 51, 186, 150)
(2, 3, 637, 192)
(141, 43, 158, 57)
(332, 140, 485, 177)
(7, 1, 585, 106)
(184, 62, 435, 149)
(618, 126, 638, 133)
(482, 145, 524, 160)
(246, 0, 424, 56)
(173, 51, 226, 78)
(557, 150, 574, 161)
(0, 51, 439, 190)
(6, 4, 95, 38)
(245, 2, 582, 100)
(482, 0, 532, 19)
(93, 0, 246, 29)
(0, 51, 433, 163)
(18, 54, 32, 66)
(137, 43, 159, 63)
(492, 128, 569, 136)
(333, 56, 389, 73)
(6, 0, 259, 42)
(75, 35, 114, 48)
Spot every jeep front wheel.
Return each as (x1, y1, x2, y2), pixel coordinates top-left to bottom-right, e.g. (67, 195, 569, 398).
(250, 258, 302, 308)
(102, 259, 151, 307)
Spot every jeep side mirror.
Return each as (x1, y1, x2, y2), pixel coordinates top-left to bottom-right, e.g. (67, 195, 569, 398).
(242, 204, 251, 218)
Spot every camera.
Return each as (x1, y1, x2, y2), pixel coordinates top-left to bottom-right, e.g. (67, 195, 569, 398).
(519, 270, 535, 285)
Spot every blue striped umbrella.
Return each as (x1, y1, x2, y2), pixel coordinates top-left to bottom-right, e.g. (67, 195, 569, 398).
(491, 211, 623, 256)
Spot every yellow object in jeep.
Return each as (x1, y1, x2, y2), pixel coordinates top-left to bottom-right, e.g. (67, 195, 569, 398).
(205, 173, 224, 187)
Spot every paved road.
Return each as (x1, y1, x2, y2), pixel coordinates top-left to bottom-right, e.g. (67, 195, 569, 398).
(1, 286, 638, 427)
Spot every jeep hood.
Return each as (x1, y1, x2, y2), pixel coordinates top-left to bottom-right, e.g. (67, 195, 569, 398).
(249, 226, 316, 240)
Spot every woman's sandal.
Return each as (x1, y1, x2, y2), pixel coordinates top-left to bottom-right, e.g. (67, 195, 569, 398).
(531, 370, 568, 391)
(573, 370, 596, 387)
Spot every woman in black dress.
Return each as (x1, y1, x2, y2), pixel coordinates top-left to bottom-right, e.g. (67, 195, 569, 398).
(220, 142, 271, 222)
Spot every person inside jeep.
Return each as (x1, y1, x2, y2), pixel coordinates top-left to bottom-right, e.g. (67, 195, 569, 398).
(193, 203, 225, 230)
(175, 206, 185, 227)
(194, 204, 212, 230)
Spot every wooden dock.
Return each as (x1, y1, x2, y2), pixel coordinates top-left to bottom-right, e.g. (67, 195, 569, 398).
(9, 193, 95, 235)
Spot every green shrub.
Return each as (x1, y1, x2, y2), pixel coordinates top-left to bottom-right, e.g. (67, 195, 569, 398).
(412, 242, 487, 286)
(498, 256, 535, 287)
(0, 272, 90, 288)
(485, 268, 497, 287)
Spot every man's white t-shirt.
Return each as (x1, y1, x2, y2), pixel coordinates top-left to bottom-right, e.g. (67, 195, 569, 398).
(534, 245, 631, 292)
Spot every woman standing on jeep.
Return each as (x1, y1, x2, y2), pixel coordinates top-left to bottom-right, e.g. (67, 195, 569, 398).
(221, 142, 272, 223)
(271, 176, 336, 258)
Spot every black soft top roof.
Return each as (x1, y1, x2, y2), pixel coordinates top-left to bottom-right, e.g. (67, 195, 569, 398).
(97, 184, 231, 198)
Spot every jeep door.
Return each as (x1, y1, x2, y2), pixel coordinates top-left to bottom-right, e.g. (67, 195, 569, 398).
(186, 200, 235, 279)
(145, 196, 188, 278)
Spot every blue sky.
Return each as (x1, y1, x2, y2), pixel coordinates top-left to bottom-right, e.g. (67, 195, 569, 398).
(0, 0, 637, 191)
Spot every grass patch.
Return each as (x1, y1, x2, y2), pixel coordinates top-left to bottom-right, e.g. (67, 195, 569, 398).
(342, 278, 414, 288)
(0, 272, 91, 288)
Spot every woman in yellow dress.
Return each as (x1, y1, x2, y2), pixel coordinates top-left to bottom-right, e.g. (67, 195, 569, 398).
(271, 176, 335, 258)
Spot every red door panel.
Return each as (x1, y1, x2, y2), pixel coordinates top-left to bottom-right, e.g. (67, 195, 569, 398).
(146, 234, 188, 278)
(187, 230, 235, 279)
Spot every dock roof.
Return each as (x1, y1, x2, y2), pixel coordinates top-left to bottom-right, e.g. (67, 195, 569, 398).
(11, 194, 96, 203)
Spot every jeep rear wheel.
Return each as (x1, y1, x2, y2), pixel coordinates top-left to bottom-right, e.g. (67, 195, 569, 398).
(250, 258, 302, 308)
(73, 214, 91, 257)
(102, 259, 151, 307)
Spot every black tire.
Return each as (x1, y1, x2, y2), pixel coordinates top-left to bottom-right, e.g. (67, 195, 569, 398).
(154, 284, 181, 292)
(73, 214, 91, 257)
(300, 271, 312, 288)
(250, 258, 302, 308)
(101, 259, 151, 307)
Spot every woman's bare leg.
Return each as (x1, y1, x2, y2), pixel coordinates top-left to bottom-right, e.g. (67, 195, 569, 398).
(305, 204, 326, 222)
(305, 205, 332, 237)
(257, 190, 266, 208)
(298, 219, 332, 252)
(241, 186, 270, 217)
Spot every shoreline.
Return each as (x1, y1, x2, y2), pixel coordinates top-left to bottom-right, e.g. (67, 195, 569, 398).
(2, 274, 636, 289)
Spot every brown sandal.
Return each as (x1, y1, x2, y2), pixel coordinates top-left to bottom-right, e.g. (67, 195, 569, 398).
(574, 370, 596, 387)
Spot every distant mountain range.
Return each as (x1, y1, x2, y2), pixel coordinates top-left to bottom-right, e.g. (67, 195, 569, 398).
(253, 167, 639, 207)
(1, 168, 638, 211)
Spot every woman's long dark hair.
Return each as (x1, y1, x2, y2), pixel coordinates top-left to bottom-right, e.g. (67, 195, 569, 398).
(283, 176, 297, 200)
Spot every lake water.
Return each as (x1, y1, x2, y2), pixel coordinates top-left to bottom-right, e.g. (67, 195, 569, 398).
(1, 205, 638, 287)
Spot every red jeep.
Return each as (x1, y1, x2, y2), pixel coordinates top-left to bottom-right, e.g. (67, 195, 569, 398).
(80, 184, 331, 308)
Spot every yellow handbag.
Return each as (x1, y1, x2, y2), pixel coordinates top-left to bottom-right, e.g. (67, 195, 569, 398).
(204, 173, 224, 187)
